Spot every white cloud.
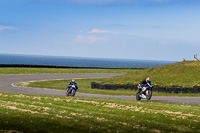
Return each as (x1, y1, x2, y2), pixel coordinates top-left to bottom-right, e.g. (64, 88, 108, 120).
(72, 35, 109, 44)
(34, 0, 171, 5)
(88, 36, 108, 43)
(0, 25, 13, 31)
(65, 0, 169, 5)
(66, 0, 115, 5)
(89, 29, 119, 34)
(151, 0, 169, 3)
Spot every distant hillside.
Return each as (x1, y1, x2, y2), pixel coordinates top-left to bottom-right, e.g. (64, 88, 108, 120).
(103, 61, 200, 87)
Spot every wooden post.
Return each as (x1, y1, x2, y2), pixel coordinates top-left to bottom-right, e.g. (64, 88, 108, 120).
(194, 54, 199, 61)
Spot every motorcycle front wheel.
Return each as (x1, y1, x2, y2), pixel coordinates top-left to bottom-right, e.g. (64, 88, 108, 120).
(71, 89, 76, 96)
(146, 90, 152, 100)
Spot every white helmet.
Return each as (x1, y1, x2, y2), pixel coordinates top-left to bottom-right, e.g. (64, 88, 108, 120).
(146, 77, 151, 81)
(72, 79, 75, 83)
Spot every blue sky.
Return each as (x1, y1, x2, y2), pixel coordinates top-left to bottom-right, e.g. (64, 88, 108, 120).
(0, 0, 200, 61)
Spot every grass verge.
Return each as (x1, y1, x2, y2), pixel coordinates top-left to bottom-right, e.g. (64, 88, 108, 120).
(101, 61, 200, 87)
(0, 67, 136, 75)
(0, 92, 200, 133)
(2, 61, 200, 87)
(16, 79, 200, 97)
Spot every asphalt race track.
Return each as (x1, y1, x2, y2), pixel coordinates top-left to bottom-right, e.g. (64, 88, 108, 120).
(0, 74, 200, 105)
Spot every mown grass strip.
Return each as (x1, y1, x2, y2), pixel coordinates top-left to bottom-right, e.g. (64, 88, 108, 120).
(102, 61, 200, 87)
(16, 79, 200, 97)
(0, 67, 135, 75)
(3, 61, 200, 88)
(0, 92, 199, 133)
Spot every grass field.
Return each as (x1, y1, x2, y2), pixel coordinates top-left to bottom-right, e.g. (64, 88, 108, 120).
(16, 78, 200, 97)
(0, 67, 136, 75)
(1, 62, 200, 132)
(0, 92, 200, 133)
(5, 61, 200, 88)
(13, 61, 200, 97)
(102, 61, 200, 87)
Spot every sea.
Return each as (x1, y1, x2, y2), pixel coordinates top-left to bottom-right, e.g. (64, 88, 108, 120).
(0, 53, 175, 68)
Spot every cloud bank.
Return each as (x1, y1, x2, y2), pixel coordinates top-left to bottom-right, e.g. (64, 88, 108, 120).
(65, 0, 170, 4)
(72, 35, 109, 45)
(0, 25, 13, 31)
(37, 0, 170, 5)
(65, 0, 170, 5)
(89, 29, 119, 34)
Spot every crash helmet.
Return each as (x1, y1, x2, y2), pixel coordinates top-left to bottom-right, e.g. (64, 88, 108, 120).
(72, 79, 75, 83)
(146, 77, 151, 81)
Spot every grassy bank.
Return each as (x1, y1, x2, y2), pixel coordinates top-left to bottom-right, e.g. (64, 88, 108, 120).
(2, 61, 200, 87)
(4, 61, 200, 96)
(0, 67, 136, 75)
(0, 92, 200, 133)
(101, 61, 200, 87)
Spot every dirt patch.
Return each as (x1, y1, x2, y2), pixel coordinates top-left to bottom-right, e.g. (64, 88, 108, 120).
(120, 122, 129, 126)
(0, 129, 22, 133)
(70, 113, 77, 116)
(75, 100, 100, 105)
(32, 97, 42, 100)
(151, 129, 161, 133)
(0, 101, 50, 115)
(4, 105, 39, 114)
(164, 111, 182, 115)
(96, 117, 107, 121)
(60, 110, 67, 114)
(7, 106, 17, 110)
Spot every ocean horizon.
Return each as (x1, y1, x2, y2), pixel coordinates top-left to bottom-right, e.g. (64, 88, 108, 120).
(0, 53, 175, 68)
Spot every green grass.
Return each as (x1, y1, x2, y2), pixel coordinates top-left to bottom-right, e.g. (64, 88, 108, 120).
(101, 61, 200, 87)
(0, 92, 200, 133)
(16, 78, 200, 97)
(4, 61, 200, 97)
(2, 62, 200, 132)
(2, 61, 200, 87)
(17, 78, 132, 96)
(0, 67, 135, 75)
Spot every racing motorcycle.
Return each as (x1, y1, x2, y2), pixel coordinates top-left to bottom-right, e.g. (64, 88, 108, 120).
(136, 84, 153, 100)
(66, 83, 78, 96)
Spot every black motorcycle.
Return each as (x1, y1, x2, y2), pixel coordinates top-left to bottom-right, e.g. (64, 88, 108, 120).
(136, 84, 153, 100)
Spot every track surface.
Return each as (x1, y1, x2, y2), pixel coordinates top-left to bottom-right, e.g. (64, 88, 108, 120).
(0, 74, 200, 105)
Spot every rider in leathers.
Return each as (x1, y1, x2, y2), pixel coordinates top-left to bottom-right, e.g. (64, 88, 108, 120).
(67, 79, 77, 92)
(139, 77, 152, 95)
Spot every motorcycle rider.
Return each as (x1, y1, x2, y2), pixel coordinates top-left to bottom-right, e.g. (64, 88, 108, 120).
(67, 79, 77, 92)
(138, 77, 152, 96)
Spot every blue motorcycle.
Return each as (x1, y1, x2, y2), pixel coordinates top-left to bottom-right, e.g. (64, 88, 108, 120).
(66, 83, 78, 96)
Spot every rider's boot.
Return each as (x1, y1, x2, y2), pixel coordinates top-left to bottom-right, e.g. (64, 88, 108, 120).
(139, 89, 143, 96)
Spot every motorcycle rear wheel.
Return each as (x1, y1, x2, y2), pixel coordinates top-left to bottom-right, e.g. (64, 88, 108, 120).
(66, 88, 70, 96)
(136, 92, 141, 101)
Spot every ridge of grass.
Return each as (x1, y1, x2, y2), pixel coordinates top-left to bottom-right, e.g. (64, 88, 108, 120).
(16, 78, 200, 97)
(102, 61, 200, 87)
(0, 67, 135, 75)
(2, 61, 200, 87)
(5, 61, 200, 97)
